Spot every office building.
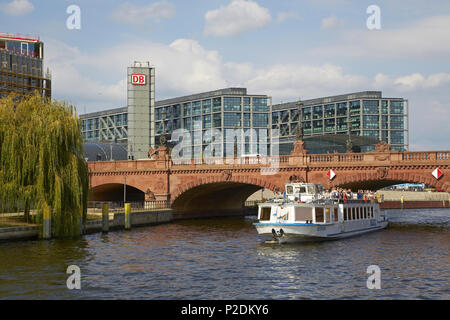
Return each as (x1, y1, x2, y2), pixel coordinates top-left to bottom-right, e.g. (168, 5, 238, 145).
(272, 91, 408, 154)
(0, 33, 51, 98)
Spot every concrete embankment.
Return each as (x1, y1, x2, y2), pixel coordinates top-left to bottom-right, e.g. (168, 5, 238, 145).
(0, 209, 173, 242)
(376, 191, 450, 201)
(380, 201, 450, 209)
(377, 191, 450, 209)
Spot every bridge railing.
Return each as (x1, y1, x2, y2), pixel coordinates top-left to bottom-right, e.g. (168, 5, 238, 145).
(87, 200, 170, 213)
(401, 151, 450, 161)
(171, 156, 290, 166)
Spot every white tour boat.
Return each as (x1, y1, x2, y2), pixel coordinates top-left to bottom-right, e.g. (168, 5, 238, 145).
(253, 182, 388, 243)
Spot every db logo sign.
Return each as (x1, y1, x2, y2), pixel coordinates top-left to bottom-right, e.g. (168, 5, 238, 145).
(131, 74, 147, 85)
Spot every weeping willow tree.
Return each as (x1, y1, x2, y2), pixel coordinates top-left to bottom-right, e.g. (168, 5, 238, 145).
(0, 93, 89, 238)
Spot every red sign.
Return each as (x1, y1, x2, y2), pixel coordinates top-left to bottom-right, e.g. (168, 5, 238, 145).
(131, 74, 147, 85)
(432, 168, 443, 180)
(327, 169, 336, 180)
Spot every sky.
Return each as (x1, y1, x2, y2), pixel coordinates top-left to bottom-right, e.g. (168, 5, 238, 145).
(1, 0, 449, 150)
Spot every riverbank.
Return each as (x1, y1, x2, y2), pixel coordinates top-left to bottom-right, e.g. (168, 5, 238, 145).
(0, 209, 173, 242)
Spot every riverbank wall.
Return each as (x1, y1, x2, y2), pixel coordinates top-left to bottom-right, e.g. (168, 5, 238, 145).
(380, 201, 450, 209)
(0, 209, 173, 242)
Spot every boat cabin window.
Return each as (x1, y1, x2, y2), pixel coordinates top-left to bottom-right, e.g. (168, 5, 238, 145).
(260, 207, 271, 221)
(334, 208, 339, 222)
(294, 207, 313, 221)
(307, 186, 315, 194)
(315, 208, 324, 223)
(363, 207, 367, 219)
(370, 207, 374, 218)
(297, 186, 306, 193)
(286, 186, 294, 194)
(325, 208, 331, 223)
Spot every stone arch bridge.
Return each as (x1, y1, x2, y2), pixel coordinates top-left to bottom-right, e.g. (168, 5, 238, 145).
(89, 142, 450, 219)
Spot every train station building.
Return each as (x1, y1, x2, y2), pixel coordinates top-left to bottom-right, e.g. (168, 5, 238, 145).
(80, 62, 409, 160)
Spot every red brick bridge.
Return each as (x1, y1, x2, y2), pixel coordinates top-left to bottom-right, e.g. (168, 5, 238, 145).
(88, 141, 450, 218)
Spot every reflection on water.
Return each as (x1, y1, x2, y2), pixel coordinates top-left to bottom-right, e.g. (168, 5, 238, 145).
(0, 209, 449, 299)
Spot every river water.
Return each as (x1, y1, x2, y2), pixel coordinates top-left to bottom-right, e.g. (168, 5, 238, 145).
(0, 209, 448, 300)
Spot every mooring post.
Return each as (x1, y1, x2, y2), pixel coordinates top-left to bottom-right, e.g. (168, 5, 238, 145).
(125, 203, 131, 230)
(102, 203, 109, 233)
(42, 206, 51, 239)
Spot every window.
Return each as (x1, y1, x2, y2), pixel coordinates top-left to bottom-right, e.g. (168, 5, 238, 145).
(252, 114, 268, 127)
(390, 116, 404, 129)
(243, 97, 251, 111)
(302, 107, 312, 120)
(313, 106, 323, 119)
(202, 99, 211, 114)
(193, 116, 202, 129)
(213, 97, 222, 112)
(290, 109, 299, 122)
(313, 120, 323, 133)
(390, 131, 404, 145)
(192, 101, 201, 115)
(243, 113, 251, 127)
(280, 110, 289, 123)
(363, 100, 379, 114)
(272, 112, 279, 124)
(349, 101, 360, 114)
(252, 97, 268, 112)
(334, 208, 339, 222)
(183, 117, 191, 130)
(363, 115, 379, 129)
(325, 118, 335, 132)
(324, 104, 335, 118)
(224, 97, 241, 111)
(213, 113, 221, 128)
(381, 100, 388, 114)
(390, 101, 404, 114)
(337, 103, 347, 117)
(336, 118, 347, 131)
(224, 113, 241, 127)
(315, 208, 324, 223)
(202, 114, 211, 129)
(183, 103, 191, 116)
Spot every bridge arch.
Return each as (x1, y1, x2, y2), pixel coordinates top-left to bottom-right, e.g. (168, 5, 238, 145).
(330, 171, 450, 193)
(90, 183, 146, 202)
(171, 175, 280, 219)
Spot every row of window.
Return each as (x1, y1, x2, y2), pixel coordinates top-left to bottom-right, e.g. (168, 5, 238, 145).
(83, 127, 128, 140)
(81, 114, 128, 131)
(155, 97, 268, 121)
(155, 113, 269, 133)
(273, 100, 405, 123)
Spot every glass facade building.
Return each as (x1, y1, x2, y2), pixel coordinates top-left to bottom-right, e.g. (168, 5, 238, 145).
(0, 33, 51, 98)
(272, 91, 409, 154)
(154, 88, 271, 158)
(81, 88, 408, 158)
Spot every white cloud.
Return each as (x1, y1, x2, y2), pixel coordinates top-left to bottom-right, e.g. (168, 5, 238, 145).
(0, 0, 34, 16)
(110, 1, 175, 25)
(320, 15, 343, 29)
(277, 12, 301, 23)
(310, 15, 450, 59)
(204, 0, 272, 37)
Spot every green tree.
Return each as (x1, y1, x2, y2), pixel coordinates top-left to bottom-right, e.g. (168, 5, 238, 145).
(0, 93, 89, 238)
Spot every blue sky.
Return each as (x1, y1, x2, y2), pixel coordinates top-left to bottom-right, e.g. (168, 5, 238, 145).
(1, 0, 450, 150)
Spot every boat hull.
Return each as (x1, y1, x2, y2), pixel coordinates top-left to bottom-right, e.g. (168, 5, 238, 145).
(254, 221, 388, 243)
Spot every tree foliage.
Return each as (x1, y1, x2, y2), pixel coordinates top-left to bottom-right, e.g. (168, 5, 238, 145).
(0, 93, 89, 238)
